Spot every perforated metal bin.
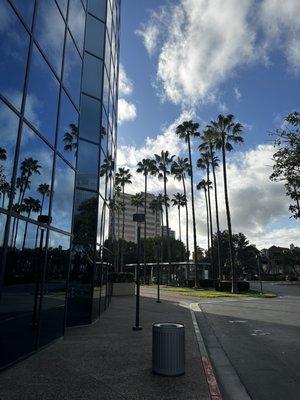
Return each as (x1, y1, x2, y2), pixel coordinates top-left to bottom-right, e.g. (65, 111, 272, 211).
(152, 322, 185, 376)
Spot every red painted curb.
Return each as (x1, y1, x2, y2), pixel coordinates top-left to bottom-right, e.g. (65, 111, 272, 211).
(202, 355, 222, 400)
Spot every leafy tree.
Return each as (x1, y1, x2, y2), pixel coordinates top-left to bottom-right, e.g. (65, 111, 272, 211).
(270, 111, 300, 219)
(207, 114, 244, 292)
(171, 192, 186, 242)
(176, 120, 200, 283)
(171, 157, 191, 260)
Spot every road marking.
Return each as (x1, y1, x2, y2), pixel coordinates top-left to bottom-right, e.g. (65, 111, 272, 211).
(229, 320, 248, 323)
(251, 329, 270, 336)
(190, 303, 222, 400)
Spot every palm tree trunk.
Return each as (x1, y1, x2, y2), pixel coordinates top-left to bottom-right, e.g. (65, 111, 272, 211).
(210, 143, 222, 280)
(178, 206, 181, 241)
(221, 136, 236, 292)
(164, 171, 171, 283)
(143, 174, 147, 283)
(35, 195, 45, 247)
(204, 188, 210, 252)
(155, 209, 158, 236)
(187, 137, 198, 285)
(207, 167, 214, 280)
(182, 176, 189, 262)
(120, 187, 125, 272)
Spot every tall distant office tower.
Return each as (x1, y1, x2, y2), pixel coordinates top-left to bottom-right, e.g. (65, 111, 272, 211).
(112, 193, 162, 243)
(0, 0, 120, 370)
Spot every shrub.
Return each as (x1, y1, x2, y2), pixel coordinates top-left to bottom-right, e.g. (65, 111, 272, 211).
(110, 272, 135, 283)
(215, 281, 250, 292)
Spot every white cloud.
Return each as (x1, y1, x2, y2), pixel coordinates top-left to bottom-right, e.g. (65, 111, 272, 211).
(118, 99, 137, 125)
(234, 86, 242, 101)
(117, 120, 300, 250)
(260, 0, 300, 73)
(118, 64, 133, 96)
(137, 0, 300, 106)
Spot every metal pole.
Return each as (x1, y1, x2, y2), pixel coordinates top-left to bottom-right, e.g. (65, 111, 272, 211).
(257, 255, 263, 295)
(133, 224, 142, 330)
(157, 259, 161, 303)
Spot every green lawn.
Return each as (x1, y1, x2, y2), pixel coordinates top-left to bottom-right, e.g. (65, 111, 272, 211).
(161, 286, 277, 299)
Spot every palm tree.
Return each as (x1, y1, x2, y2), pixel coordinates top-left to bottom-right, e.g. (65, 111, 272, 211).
(171, 193, 187, 242)
(196, 179, 212, 263)
(153, 151, 175, 279)
(1, 181, 11, 208)
(171, 157, 191, 261)
(63, 124, 78, 156)
(137, 158, 157, 278)
(22, 197, 41, 250)
(149, 196, 163, 237)
(176, 120, 200, 284)
(131, 192, 144, 212)
(197, 151, 215, 278)
(115, 167, 132, 271)
(200, 129, 222, 279)
(207, 114, 244, 292)
(0, 147, 7, 160)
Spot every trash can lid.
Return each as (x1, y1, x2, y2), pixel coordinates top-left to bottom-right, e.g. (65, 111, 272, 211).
(153, 322, 184, 329)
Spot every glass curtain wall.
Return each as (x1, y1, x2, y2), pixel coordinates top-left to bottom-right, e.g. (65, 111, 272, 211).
(0, 0, 120, 369)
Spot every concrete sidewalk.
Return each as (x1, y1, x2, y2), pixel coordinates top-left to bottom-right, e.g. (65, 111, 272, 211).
(0, 294, 210, 400)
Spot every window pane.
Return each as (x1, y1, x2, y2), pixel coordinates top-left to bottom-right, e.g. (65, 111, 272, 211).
(63, 33, 82, 107)
(0, 213, 6, 261)
(68, 0, 85, 54)
(57, 90, 78, 167)
(25, 45, 59, 145)
(11, 0, 35, 28)
(51, 156, 75, 233)
(103, 67, 109, 115)
(88, 0, 106, 21)
(79, 94, 101, 143)
(39, 231, 69, 347)
(101, 107, 108, 154)
(0, 101, 19, 210)
(85, 15, 105, 59)
(0, 1, 30, 110)
(82, 53, 103, 99)
(35, 0, 65, 75)
(77, 140, 99, 190)
(67, 189, 98, 326)
(0, 221, 46, 368)
(15, 124, 53, 222)
(56, 0, 68, 17)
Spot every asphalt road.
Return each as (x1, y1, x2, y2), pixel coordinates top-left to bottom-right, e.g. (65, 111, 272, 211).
(196, 282, 300, 400)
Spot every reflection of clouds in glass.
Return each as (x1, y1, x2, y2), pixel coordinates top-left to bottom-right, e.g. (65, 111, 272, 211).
(25, 45, 59, 144)
(48, 230, 70, 250)
(10, 0, 35, 27)
(68, 0, 85, 54)
(35, 1, 65, 74)
(63, 33, 82, 106)
(0, 1, 30, 110)
(51, 157, 75, 233)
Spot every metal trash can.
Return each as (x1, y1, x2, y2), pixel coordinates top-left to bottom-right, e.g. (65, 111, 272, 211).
(152, 322, 185, 376)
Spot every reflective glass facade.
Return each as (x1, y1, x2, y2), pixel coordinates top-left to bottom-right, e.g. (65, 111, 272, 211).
(0, 0, 120, 370)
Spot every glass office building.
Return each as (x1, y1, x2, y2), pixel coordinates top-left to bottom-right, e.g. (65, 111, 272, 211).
(0, 0, 120, 369)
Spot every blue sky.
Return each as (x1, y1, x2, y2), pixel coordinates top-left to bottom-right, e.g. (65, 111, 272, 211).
(117, 0, 300, 249)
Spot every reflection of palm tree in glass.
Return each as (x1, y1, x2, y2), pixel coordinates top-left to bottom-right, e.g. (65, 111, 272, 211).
(1, 181, 11, 208)
(63, 124, 78, 156)
(0, 147, 7, 160)
(22, 197, 41, 250)
(12, 158, 41, 247)
(35, 183, 51, 246)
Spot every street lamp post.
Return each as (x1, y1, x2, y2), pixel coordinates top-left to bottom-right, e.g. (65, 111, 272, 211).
(257, 254, 263, 295)
(132, 213, 145, 331)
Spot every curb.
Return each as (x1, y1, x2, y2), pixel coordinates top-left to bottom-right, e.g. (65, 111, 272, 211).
(190, 303, 222, 400)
